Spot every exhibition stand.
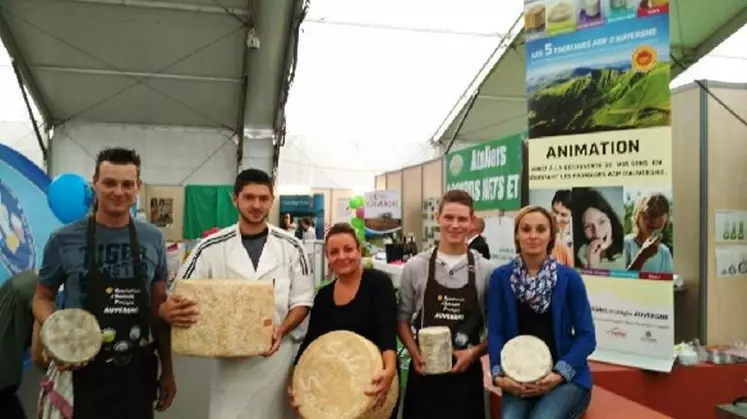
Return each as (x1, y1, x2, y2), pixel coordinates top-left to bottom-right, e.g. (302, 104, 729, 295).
(369, 258, 747, 418)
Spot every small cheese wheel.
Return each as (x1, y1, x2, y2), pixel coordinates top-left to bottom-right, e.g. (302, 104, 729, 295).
(418, 326, 452, 375)
(41, 308, 103, 364)
(500, 335, 553, 383)
(293, 330, 399, 419)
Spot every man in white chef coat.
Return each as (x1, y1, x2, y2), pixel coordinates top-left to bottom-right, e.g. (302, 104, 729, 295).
(159, 168, 315, 419)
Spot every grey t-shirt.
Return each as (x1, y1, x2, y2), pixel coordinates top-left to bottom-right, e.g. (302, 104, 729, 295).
(38, 218, 168, 308)
(397, 249, 496, 325)
(241, 229, 268, 270)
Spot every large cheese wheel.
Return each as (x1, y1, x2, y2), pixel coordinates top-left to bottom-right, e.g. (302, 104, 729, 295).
(293, 330, 399, 419)
(41, 308, 102, 364)
(171, 279, 274, 357)
(418, 326, 452, 375)
(500, 335, 553, 383)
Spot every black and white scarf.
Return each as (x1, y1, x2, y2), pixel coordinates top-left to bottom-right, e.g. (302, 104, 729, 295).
(509, 256, 558, 314)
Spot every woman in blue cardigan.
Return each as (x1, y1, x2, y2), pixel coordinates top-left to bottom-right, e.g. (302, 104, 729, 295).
(488, 205, 596, 419)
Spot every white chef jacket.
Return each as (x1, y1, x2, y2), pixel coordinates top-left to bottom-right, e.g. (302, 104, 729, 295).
(174, 223, 315, 419)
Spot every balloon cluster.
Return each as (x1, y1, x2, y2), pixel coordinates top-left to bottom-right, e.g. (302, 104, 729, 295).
(47, 173, 138, 224)
(348, 195, 366, 242)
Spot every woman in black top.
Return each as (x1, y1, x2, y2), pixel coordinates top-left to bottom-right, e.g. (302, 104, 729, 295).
(288, 223, 399, 417)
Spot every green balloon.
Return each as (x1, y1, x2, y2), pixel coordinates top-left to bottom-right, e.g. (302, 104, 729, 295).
(349, 195, 365, 209)
(356, 228, 366, 242)
(351, 217, 364, 229)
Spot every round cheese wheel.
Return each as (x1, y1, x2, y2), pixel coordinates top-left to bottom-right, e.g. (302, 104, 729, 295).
(41, 308, 103, 364)
(418, 326, 452, 375)
(500, 335, 553, 383)
(293, 330, 399, 419)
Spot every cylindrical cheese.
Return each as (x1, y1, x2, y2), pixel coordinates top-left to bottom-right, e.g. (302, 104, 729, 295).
(418, 326, 452, 375)
(293, 330, 399, 419)
(525, 5, 546, 30)
(171, 279, 275, 357)
(500, 335, 553, 383)
(41, 308, 102, 364)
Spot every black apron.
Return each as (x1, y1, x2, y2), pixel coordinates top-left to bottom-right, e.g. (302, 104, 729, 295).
(0, 386, 26, 419)
(402, 249, 485, 419)
(72, 216, 158, 419)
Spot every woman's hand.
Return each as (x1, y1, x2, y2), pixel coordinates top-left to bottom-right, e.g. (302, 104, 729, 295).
(365, 367, 396, 408)
(158, 295, 198, 328)
(586, 236, 610, 267)
(523, 372, 564, 397)
(494, 376, 528, 397)
(287, 382, 299, 410)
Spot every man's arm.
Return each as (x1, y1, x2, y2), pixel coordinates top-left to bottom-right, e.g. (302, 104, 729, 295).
(158, 239, 207, 327)
(32, 235, 65, 325)
(175, 239, 212, 282)
(396, 263, 420, 360)
(151, 239, 172, 377)
(280, 244, 314, 338)
(30, 321, 48, 371)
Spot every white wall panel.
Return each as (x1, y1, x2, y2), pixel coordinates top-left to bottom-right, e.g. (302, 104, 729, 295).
(49, 122, 238, 185)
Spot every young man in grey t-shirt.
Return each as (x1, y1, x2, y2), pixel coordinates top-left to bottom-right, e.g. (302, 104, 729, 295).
(397, 190, 495, 419)
(33, 147, 175, 418)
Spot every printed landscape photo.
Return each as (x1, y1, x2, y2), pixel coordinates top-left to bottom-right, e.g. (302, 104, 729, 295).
(527, 60, 671, 138)
(525, 13, 671, 138)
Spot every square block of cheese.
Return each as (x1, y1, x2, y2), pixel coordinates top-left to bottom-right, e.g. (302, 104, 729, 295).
(171, 279, 274, 357)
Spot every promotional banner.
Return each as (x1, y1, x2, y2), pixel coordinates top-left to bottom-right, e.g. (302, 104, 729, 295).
(363, 190, 402, 235)
(524, 0, 674, 372)
(0, 144, 63, 371)
(444, 133, 524, 211)
(0, 144, 61, 284)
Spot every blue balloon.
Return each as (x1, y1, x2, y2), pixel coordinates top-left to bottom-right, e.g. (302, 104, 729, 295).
(48, 173, 92, 223)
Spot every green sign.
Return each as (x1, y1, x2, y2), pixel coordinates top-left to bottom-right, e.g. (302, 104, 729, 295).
(444, 133, 524, 211)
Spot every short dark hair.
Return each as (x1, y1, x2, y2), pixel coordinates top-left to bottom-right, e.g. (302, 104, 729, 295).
(325, 222, 360, 248)
(233, 168, 273, 196)
(438, 189, 474, 213)
(95, 147, 141, 178)
(551, 189, 571, 209)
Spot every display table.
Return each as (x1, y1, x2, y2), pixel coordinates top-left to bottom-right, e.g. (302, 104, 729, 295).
(590, 361, 747, 419)
(370, 259, 404, 288)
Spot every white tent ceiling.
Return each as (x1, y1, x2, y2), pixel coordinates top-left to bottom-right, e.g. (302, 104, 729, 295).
(0, 0, 302, 134)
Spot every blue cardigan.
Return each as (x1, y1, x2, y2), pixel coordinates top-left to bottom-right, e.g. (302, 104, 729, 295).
(487, 263, 596, 390)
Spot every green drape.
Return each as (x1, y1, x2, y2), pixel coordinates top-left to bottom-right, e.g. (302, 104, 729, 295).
(183, 185, 238, 239)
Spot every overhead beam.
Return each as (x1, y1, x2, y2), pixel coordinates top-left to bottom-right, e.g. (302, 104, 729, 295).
(58, 0, 249, 15)
(429, 14, 523, 145)
(477, 94, 526, 102)
(34, 65, 242, 84)
(0, 11, 53, 125)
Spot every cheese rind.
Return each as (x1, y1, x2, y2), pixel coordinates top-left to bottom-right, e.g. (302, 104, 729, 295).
(500, 335, 553, 383)
(293, 330, 399, 419)
(41, 308, 102, 364)
(418, 326, 453, 375)
(171, 279, 274, 357)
